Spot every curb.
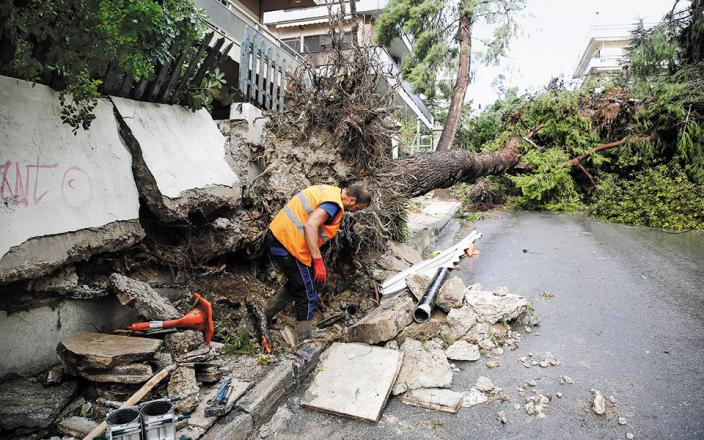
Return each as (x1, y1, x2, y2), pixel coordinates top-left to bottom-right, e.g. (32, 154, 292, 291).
(202, 341, 328, 440)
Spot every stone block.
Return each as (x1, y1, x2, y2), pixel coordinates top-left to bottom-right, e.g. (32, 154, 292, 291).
(347, 294, 414, 344)
(58, 416, 98, 438)
(465, 290, 528, 324)
(293, 341, 328, 383)
(203, 412, 253, 440)
(236, 362, 294, 427)
(57, 332, 162, 371)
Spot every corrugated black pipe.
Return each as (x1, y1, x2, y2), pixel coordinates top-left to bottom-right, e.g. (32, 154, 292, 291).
(413, 267, 450, 323)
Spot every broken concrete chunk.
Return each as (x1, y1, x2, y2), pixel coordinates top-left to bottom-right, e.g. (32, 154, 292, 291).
(445, 340, 481, 361)
(58, 332, 162, 371)
(301, 343, 402, 422)
(475, 376, 495, 393)
(406, 274, 430, 301)
(446, 306, 477, 341)
(396, 319, 443, 345)
(462, 388, 488, 407)
(258, 404, 293, 438)
(79, 363, 153, 384)
(109, 273, 180, 321)
(560, 375, 575, 384)
(0, 379, 77, 430)
(237, 362, 295, 426)
(165, 330, 206, 360)
(111, 96, 241, 222)
(591, 388, 607, 415)
(40, 363, 65, 385)
(525, 394, 550, 417)
(465, 290, 528, 324)
(436, 276, 466, 312)
(486, 360, 501, 369)
(347, 294, 414, 344)
(58, 416, 98, 438)
(393, 338, 453, 396)
(402, 388, 463, 414)
(168, 366, 200, 414)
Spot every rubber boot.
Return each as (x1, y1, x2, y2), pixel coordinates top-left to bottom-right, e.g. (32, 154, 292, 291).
(295, 320, 313, 343)
(264, 287, 293, 324)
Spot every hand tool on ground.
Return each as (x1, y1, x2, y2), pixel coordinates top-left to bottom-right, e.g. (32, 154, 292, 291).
(204, 377, 234, 417)
(125, 291, 214, 345)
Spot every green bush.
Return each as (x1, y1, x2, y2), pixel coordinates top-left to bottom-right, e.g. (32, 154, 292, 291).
(589, 165, 704, 230)
(1, 0, 210, 132)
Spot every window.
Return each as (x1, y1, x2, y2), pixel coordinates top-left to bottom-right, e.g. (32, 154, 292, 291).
(303, 31, 354, 53)
(281, 38, 300, 53)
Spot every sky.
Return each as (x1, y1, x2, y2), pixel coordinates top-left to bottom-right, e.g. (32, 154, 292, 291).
(468, 0, 674, 110)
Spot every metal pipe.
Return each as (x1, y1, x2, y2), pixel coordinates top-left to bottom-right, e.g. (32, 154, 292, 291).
(413, 267, 450, 323)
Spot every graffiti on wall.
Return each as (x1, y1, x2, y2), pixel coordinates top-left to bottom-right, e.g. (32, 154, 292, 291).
(1, 159, 93, 208)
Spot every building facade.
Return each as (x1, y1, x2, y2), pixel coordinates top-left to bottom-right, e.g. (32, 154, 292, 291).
(573, 25, 632, 86)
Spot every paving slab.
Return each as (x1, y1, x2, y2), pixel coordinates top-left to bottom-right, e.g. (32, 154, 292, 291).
(58, 332, 162, 370)
(301, 342, 403, 422)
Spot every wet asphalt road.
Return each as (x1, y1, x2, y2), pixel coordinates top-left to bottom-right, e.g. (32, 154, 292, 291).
(274, 211, 704, 440)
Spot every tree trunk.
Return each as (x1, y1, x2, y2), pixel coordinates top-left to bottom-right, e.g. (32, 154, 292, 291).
(435, 0, 473, 152)
(395, 136, 522, 198)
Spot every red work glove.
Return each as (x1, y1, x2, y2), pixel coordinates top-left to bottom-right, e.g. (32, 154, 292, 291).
(312, 257, 327, 284)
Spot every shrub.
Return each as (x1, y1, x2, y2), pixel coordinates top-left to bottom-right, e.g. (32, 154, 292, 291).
(589, 165, 704, 230)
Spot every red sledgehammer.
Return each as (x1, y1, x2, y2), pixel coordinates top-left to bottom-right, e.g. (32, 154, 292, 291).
(126, 291, 215, 345)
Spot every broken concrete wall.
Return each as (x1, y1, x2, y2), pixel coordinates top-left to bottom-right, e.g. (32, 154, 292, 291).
(225, 103, 269, 188)
(111, 97, 241, 222)
(0, 75, 144, 283)
(0, 296, 138, 379)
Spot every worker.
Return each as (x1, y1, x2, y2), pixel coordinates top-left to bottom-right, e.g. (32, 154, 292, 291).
(263, 184, 372, 341)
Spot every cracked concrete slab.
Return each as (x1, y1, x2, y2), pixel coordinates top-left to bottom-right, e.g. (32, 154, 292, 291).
(111, 96, 241, 221)
(0, 75, 142, 283)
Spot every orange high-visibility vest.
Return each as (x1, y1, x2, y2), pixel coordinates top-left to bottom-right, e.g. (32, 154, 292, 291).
(270, 185, 345, 266)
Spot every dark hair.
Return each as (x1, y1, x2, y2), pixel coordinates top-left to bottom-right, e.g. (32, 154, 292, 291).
(346, 184, 372, 206)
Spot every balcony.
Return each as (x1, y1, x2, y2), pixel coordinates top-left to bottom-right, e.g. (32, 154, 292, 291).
(195, 0, 300, 59)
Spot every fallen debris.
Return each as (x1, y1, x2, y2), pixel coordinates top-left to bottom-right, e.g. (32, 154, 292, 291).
(446, 306, 477, 341)
(619, 416, 627, 425)
(591, 388, 607, 415)
(436, 276, 466, 312)
(168, 366, 201, 414)
(381, 231, 482, 296)
(301, 343, 402, 422)
(396, 318, 443, 345)
(258, 404, 293, 438)
(79, 363, 154, 384)
(462, 388, 489, 407)
(347, 293, 414, 344)
(465, 290, 529, 324)
(393, 338, 453, 395)
(0, 379, 77, 430)
(58, 332, 162, 371)
(486, 360, 501, 369)
(496, 410, 508, 424)
(109, 273, 180, 320)
(525, 393, 550, 417)
(58, 416, 98, 438)
(475, 376, 496, 393)
(445, 340, 481, 361)
(560, 375, 575, 384)
(402, 388, 463, 413)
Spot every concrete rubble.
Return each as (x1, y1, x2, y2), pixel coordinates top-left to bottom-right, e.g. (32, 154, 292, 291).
(0, 379, 77, 430)
(109, 273, 180, 320)
(465, 289, 529, 324)
(592, 388, 607, 415)
(347, 293, 414, 344)
(393, 338, 453, 395)
(401, 388, 463, 413)
(436, 276, 466, 311)
(525, 393, 550, 417)
(446, 306, 478, 341)
(57, 416, 98, 438)
(445, 340, 481, 361)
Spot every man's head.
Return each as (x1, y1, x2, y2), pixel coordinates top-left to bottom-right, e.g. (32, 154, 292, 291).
(341, 184, 372, 212)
